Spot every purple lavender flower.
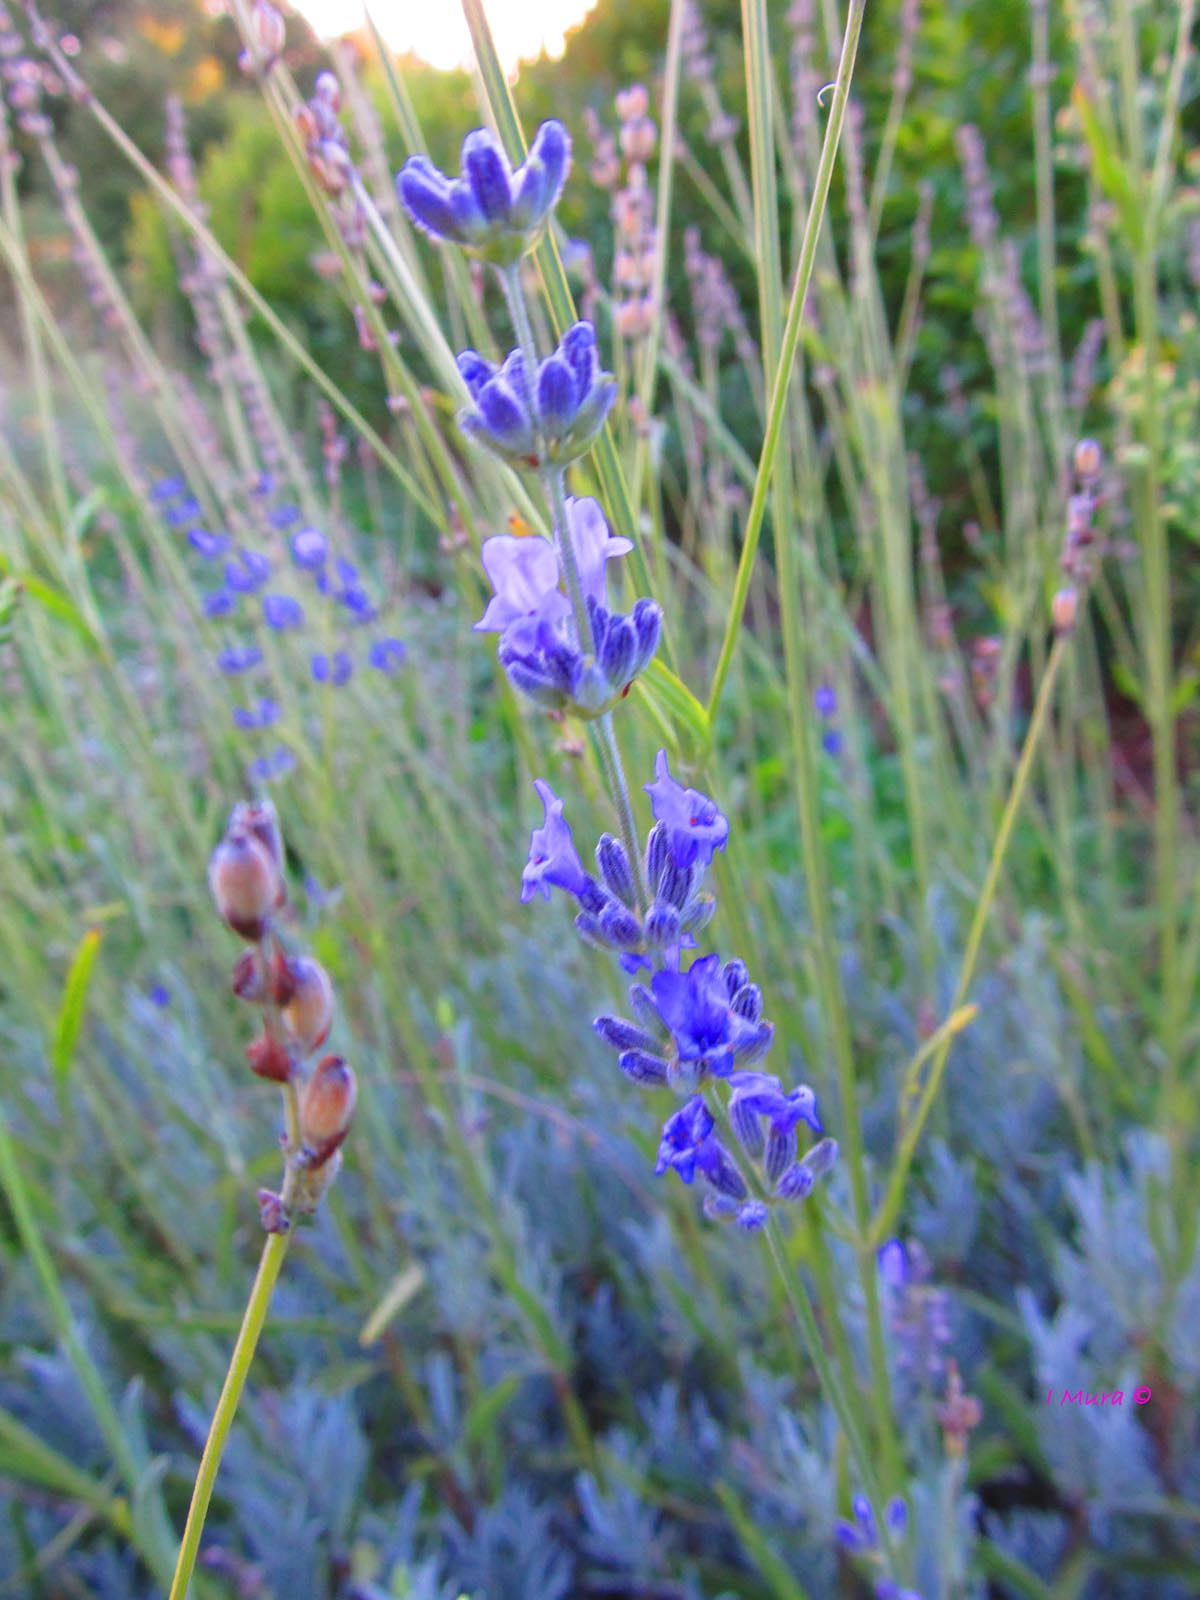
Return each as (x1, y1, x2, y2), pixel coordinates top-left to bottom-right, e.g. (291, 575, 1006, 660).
(650, 953, 770, 1078)
(654, 1095, 747, 1198)
(148, 983, 171, 1007)
(263, 594, 304, 630)
(520, 779, 593, 904)
(644, 750, 729, 871)
(188, 528, 230, 560)
(248, 744, 296, 783)
(369, 638, 407, 672)
(204, 590, 237, 619)
(398, 120, 570, 265)
(269, 503, 300, 529)
(476, 503, 657, 715)
(653, 1095, 715, 1183)
(339, 584, 378, 623)
(165, 496, 202, 526)
(226, 551, 271, 592)
(458, 324, 616, 468)
(291, 527, 328, 570)
(822, 728, 844, 757)
(311, 649, 353, 686)
(151, 476, 185, 501)
(233, 698, 281, 730)
(728, 1071, 822, 1135)
(814, 682, 837, 717)
(217, 645, 264, 674)
(568, 496, 632, 605)
(475, 534, 572, 651)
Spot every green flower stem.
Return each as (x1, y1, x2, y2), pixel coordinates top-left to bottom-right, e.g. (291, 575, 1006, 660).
(167, 1219, 293, 1600)
(544, 465, 595, 655)
(501, 263, 544, 413)
(872, 634, 1069, 1244)
(705, 0, 867, 723)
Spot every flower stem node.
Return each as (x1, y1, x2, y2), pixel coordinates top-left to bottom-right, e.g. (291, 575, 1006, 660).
(232, 949, 265, 1003)
(398, 121, 570, 265)
(256, 1188, 290, 1235)
(246, 1032, 293, 1084)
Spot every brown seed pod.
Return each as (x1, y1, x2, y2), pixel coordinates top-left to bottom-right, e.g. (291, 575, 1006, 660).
(298, 1053, 357, 1167)
(232, 949, 265, 1002)
(280, 957, 335, 1056)
(208, 833, 281, 941)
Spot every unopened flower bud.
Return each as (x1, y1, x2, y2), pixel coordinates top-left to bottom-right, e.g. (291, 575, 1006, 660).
(247, 1031, 293, 1083)
(299, 1053, 357, 1166)
(280, 957, 335, 1054)
(1073, 437, 1102, 482)
(1052, 586, 1078, 635)
(209, 832, 280, 940)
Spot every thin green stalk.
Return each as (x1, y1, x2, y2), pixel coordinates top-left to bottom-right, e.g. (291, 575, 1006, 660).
(706, 0, 867, 721)
(167, 1227, 292, 1600)
(872, 635, 1069, 1242)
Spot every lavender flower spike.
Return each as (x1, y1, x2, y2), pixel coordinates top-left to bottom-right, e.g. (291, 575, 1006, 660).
(457, 323, 616, 470)
(644, 750, 729, 871)
(398, 121, 570, 265)
(521, 779, 593, 904)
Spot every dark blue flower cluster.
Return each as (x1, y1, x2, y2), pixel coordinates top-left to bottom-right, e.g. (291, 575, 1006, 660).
(523, 752, 837, 1223)
(475, 496, 660, 718)
(458, 322, 616, 470)
(399, 121, 569, 266)
(151, 476, 407, 786)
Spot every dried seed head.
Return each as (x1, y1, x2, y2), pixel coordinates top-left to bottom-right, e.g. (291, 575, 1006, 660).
(615, 84, 649, 122)
(1073, 437, 1102, 482)
(1052, 586, 1078, 635)
(246, 1031, 293, 1083)
(281, 957, 335, 1055)
(299, 1053, 357, 1166)
(208, 832, 281, 940)
(619, 116, 656, 163)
